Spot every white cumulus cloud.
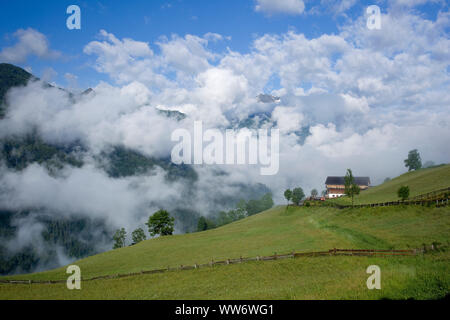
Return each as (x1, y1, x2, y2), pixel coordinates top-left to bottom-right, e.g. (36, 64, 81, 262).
(255, 0, 305, 15)
(0, 28, 60, 63)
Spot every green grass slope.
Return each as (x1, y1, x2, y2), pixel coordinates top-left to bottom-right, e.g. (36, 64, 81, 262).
(1, 253, 448, 300)
(1, 164, 449, 299)
(332, 164, 450, 205)
(3, 205, 449, 282)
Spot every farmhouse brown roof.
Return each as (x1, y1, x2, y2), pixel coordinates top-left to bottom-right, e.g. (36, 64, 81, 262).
(325, 176, 370, 186)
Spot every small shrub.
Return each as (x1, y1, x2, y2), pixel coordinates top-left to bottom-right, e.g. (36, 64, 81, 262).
(397, 185, 410, 201)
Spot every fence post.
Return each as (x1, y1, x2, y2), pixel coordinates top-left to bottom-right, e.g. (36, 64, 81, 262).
(274, 252, 277, 260)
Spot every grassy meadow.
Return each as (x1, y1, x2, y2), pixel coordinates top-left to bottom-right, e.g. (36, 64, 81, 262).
(1, 252, 448, 299)
(0, 164, 449, 299)
(330, 164, 450, 205)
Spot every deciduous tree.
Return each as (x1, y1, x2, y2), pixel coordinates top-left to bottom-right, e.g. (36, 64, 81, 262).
(292, 187, 305, 205)
(344, 169, 360, 207)
(397, 186, 410, 201)
(113, 228, 126, 249)
(284, 189, 292, 207)
(146, 209, 175, 236)
(404, 149, 422, 171)
(131, 227, 146, 245)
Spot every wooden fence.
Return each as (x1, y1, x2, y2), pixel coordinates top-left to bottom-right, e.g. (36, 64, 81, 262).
(330, 198, 449, 209)
(408, 187, 450, 201)
(0, 244, 442, 285)
(323, 187, 450, 209)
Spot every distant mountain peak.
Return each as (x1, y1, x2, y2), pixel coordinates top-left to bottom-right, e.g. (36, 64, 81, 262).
(0, 63, 34, 95)
(0, 64, 95, 114)
(82, 88, 94, 95)
(257, 93, 280, 103)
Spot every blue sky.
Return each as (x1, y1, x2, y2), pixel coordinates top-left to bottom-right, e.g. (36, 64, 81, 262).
(0, 0, 386, 88)
(0, 0, 446, 89)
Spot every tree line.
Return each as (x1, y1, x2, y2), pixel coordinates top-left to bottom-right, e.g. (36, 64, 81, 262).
(197, 193, 274, 232)
(112, 209, 175, 249)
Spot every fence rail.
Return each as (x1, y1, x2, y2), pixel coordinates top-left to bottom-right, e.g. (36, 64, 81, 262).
(409, 187, 450, 201)
(323, 187, 450, 209)
(0, 244, 442, 285)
